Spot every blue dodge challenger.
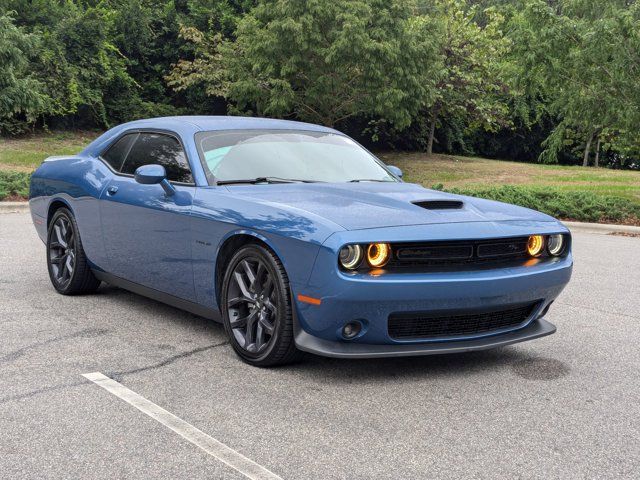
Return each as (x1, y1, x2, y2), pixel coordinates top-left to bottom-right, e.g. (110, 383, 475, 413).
(29, 116, 573, 366)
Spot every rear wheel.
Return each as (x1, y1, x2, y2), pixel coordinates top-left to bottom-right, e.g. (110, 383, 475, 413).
(221, 244, 300, 367)
(46, 207, 100, 295)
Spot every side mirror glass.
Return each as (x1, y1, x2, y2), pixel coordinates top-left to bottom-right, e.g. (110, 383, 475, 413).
(134, 164, 166, 185)
(387, 165, 403, 179)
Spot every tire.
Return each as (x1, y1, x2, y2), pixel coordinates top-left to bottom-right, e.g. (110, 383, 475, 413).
(221, 244, 300, 367)
(46, 207, 101, 295)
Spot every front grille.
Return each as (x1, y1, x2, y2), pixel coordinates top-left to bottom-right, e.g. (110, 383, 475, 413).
(390, 237, 530, 270)
(388, 302, 539, 340)
(396, 244, 473, 261)
(477, 239, 528, 258)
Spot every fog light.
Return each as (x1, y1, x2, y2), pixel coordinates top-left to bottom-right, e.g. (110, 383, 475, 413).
(527, 235, 545, 257)
(342, 321, 362, 339)
(538, 301, 553, 318)
(367, 243, 391, 267)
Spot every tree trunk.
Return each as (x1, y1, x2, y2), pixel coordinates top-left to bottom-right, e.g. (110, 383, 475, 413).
(426, 104, 440, 157)
(583, 130, 595, 167)
(594, 136, 601, 168)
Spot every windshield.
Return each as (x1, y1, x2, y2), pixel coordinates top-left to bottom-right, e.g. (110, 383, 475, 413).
(194, 129, 397, 184)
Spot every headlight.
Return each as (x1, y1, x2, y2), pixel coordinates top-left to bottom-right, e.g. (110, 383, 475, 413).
(367, 243, 391, 267)
(339, 244, 363, 270)
(547, 234, 565, 256)
(527, 235, 545, 257)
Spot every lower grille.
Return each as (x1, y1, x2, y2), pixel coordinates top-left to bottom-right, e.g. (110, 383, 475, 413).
(388, 302, 539, 340)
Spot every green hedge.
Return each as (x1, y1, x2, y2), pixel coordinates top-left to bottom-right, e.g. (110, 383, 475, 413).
(434, 184, 640, 225)
(0, 171, 30, 201)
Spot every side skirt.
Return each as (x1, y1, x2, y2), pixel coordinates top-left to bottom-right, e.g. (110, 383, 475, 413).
(92, 270, 221, 322)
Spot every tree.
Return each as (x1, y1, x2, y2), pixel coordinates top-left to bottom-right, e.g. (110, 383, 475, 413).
(421, 0, 511, 156)
(169, 0, 440, 129)
(0, 14, 46, 134)
(510, 0, 640, 165)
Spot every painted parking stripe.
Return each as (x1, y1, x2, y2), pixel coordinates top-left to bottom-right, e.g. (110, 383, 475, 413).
(82, 372, 283, 480)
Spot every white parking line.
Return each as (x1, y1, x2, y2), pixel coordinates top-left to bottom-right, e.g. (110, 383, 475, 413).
(82, 372, 283, 480)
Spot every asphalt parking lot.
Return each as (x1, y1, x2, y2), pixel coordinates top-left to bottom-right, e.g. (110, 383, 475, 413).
(1, 211, 639, 479)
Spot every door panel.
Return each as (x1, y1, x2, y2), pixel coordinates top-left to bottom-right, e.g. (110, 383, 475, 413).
(98, 131, 196, 301)
(100, 178, 195, 300)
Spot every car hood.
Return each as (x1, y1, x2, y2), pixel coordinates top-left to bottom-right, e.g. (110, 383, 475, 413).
(223, 182, 557, 231)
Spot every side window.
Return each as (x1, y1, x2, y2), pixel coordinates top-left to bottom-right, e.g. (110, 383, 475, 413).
(121, 133, 193, 183)
(102, 133, 137, 172)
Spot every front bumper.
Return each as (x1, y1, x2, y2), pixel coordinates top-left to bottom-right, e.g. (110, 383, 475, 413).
(295, 318, 556, 358)
(291, 220, 572, 356)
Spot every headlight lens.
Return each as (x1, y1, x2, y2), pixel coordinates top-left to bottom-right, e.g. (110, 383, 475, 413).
(527, 235, 545, 257)
(339, 244, 363, 270)
(367, 243, 391, 267)
(547, 234, 565, 256)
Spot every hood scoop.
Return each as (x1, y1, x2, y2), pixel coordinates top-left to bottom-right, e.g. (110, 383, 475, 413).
(413, 200, 464, 210)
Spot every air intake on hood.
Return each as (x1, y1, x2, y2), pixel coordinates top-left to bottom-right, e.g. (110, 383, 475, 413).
(413, 200, 463, 210)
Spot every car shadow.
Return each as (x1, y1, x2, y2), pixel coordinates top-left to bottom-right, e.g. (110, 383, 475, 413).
(282, 347, 540, 385)
(93, 284, 219, 332)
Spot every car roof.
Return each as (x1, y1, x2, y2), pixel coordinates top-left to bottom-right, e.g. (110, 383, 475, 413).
(154, 115, 335, 132)
(118, 116, 337, 133)
(81, 116, 340, 157)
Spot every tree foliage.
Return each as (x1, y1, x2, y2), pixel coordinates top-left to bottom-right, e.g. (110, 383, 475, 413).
(0, 14, 46, 134)
(171, 0, 441, 128)
(509, 0, 640, 166)
(0, 0, 639, 169)
(420, 0, 511, 155)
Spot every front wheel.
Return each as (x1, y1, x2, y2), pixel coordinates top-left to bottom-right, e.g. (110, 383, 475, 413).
(221, 244, 300, 367)
(46, 207, 100, 295)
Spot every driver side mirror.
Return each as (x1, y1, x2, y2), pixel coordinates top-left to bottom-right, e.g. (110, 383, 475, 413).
(134, 164, 175, 196)
(135, 164, 165, 184)
(387, 165, 403, 179)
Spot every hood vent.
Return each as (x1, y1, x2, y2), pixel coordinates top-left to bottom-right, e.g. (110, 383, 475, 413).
(413, 200, 463, 210)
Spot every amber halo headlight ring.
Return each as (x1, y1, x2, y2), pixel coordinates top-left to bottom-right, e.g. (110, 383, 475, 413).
(339, 243, 393, 270)
(526, 235, 545, 257)
(339, 244, 364, 270)
(527, 233, 568, 258)
(367, 242, 391, 268)
(547, 234, 566, 256)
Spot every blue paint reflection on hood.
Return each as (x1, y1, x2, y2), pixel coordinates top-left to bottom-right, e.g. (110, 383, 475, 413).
(221, 182, 557, 231)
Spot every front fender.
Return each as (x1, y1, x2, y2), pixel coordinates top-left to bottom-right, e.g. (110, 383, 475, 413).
(191, 187, 342, 309)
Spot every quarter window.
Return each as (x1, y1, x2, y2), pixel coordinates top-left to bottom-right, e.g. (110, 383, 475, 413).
(120, 133, 193, 183)
(102, 133, 137, 171)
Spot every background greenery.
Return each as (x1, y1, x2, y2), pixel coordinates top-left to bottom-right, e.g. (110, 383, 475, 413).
(1, 0, 639, 223)
(2, 0, 640, 168)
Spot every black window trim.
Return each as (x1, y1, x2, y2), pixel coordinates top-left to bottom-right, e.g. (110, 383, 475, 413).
(98, 128, 196, 187)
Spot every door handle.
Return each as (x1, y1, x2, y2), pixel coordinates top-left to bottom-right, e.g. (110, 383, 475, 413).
(107, 186, 119, 196)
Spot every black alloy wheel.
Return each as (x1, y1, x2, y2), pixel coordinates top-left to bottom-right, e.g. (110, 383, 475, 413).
(221, 244, 299, 366)
(46, 208, 100, 295)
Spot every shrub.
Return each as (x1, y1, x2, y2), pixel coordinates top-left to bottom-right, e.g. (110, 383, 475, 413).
(436, 185, 640, 225)
(0, 171, 31, 200)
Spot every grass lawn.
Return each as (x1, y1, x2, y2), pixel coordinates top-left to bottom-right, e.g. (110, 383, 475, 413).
(2, 131, 639, 224)
(0, 130, 101, 171)
(379, 152, 640, 204)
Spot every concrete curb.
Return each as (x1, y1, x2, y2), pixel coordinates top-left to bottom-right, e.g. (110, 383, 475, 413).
(563, 221, 640, 235)
(0, 201, 29, 213)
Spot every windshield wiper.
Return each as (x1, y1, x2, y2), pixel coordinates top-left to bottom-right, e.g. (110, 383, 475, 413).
(348, 179, 393, 183)
(217, 177, 318, 185)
